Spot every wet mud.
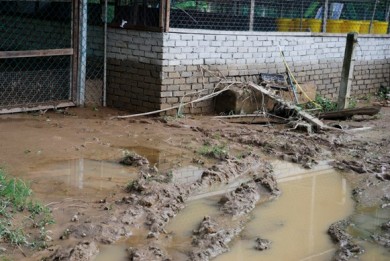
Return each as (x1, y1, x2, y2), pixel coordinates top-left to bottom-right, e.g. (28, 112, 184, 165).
(0, 107, 389, 260)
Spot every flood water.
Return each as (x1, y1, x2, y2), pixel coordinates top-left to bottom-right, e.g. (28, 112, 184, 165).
(349, 206, 390, 261)
(92, 162, 388, 261)
(214, 170, 353, 261)
(28, 159, 137, 200)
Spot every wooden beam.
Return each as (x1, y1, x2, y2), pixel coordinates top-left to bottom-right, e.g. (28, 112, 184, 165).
(0, 102, 75, 115)
(0, 49, 74, 59)
(319, 106, 381, 120)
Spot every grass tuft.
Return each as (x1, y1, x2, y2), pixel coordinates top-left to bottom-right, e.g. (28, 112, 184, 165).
(0, 168, 54, 249)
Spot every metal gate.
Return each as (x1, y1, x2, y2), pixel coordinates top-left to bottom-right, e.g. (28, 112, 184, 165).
(0, 0, 78, 113)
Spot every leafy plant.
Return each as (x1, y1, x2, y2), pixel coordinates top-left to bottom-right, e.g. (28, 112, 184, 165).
(314, 95, 338, 112)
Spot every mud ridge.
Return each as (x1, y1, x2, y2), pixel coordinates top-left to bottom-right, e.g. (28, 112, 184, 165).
(187, 166, 279, 261)
(328, 220, 363, 261)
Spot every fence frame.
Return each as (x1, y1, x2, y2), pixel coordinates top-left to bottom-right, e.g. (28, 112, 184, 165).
(0, 0, 79, 114)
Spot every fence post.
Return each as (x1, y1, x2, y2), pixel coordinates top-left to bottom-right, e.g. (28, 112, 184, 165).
(165, 0, 171, 32)
(337, 33, 358, 110)
(249, 0, 255, 31)
(322, 0, 328, 33)
(103, 0, 108, 107)
(77, 0, 87, 106)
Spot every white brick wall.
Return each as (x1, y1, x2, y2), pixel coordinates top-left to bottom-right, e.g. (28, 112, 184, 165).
(107, 28, 163, 65)
(161, 29, 390, 100)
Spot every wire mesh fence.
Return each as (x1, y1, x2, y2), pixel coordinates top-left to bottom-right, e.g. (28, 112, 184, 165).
(0, 0, 110, 111)
(110, 0, 161, 29)
(169, 0, 390, 34)
(84, 0, 107, 106)
(0, 0, 73, 111)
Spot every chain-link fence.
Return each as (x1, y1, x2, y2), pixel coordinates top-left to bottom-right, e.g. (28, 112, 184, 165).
(84, 0, 107, 106)
(110, 0, 162, 29)
(0, 0, 74, 112)
(0, 0, 110, 112)
(169, 0, 390, 34)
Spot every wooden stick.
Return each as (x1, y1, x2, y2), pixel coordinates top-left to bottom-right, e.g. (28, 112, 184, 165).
(110, 85, 233, 120)
(247, 82, 328, 130)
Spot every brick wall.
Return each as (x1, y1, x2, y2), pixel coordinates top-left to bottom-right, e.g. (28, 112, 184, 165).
(106, 28, 163, 112)
(159, 29, 390, 113)
(106, 28, 390, 113)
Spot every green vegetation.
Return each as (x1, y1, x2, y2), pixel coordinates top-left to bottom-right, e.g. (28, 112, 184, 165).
(198, 143, 229, 159)
(378, 85, 389, 101)
(0, 169, 54, 249)
(314, 95, 338, 112)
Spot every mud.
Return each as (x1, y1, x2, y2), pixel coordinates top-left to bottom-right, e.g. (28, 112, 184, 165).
(328, 221, 363, 261)
(187, 165, 278, 261)
(254, 238, 272, 251)
(120, 152, 150, 167)
(48, 241, 99, 261)
(0, 106, 389, 260)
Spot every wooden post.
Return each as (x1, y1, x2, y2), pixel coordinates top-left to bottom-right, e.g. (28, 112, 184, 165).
(249, 0, 255, 31)
(165, 0, 170, 32)
(159, 0, 165, 30)
(337, 33, 358, 110)
(322, 0, 329, 33)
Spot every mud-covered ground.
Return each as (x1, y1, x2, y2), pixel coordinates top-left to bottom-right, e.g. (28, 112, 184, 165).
(0, 106, 389, 261)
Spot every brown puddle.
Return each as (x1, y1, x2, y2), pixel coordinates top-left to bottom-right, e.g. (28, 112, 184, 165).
(28, 159, 137, 201)
(349, 206, 390, 261)
(214, 170, 354, 261)
(126, 146, 161, 166)
(95, 165, 388, 261)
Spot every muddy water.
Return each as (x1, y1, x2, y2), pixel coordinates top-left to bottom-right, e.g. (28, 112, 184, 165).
(28, 159, 136, 201)
(214, 170, 354, 261)
(126, 146, 161, 166)
(349, 206, 390, 261)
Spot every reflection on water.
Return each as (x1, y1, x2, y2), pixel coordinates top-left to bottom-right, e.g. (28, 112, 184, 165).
(172, 165, 203, 185)
(214, 170, 354, 261)
(29, 159, 136, 199)
(349, 206, 390, 261)
(95, 245, 127, 261)
(93, 167, 389, 261)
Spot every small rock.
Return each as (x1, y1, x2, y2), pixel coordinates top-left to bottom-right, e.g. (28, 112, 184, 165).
(71, 215, 79, 222)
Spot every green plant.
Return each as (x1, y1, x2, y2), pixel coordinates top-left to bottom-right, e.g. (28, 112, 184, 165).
(198, 144, 229, 159)
(0, 169, 54, 248)
(377, 85, 389, 101)
(314, 95, 338, 112)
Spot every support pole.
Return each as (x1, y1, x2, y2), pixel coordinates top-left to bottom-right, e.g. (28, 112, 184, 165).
(337, 33, 358, 110)
(369, 0, 379, 33)
(323, 0, 329, 33)
(165, 0, 170, 32)
(78, 0, 88, 106)
(249, 0, 255, 31)
(103, 0, 107, 107)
